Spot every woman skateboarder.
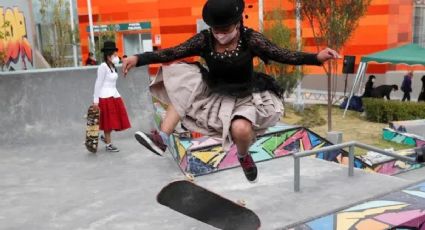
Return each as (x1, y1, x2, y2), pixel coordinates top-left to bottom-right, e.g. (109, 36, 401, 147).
(122, 0, 339, 182)
(93, 41, 131, 152)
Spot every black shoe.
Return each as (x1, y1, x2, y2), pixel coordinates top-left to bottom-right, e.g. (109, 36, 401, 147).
(106, 144, 119, 152)
(135, 130, 167, 156)
(238, 153, 258, 183)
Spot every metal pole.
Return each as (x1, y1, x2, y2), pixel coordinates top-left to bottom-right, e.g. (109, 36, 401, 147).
(348, 145, 355, 177)
(87, 0, 96, 54)
(343, 62, 365, 117)
(357, 63, 368, 95)
(294, 157, 300, 192)
(69, 0, 78, 67)
(294, 0, 304, 112)
(355, 142, 416, 163)
(259, 0, 264, 32)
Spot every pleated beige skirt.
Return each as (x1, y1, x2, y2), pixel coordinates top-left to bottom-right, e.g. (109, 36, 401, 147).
(150, 63, 284, 150)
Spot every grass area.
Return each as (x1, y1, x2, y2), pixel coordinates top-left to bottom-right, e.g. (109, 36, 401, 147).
(282, 104, 409, 155)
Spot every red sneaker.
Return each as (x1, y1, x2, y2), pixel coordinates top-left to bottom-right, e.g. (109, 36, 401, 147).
(238, 154, 258, 183)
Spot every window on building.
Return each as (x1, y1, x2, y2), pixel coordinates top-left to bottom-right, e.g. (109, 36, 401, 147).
(123, 33, 152, 56)
(414, 4, 425, 46)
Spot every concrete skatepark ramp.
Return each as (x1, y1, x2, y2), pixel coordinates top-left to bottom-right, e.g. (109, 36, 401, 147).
(1, 67, 425, 229)
(390, 120, 425, 138)
(384, 120, 425, 148)
(0, 66, 154, 146)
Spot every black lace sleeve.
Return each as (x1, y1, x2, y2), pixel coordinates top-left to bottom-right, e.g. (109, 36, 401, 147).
(247, 29, 322, 66)
(136, 32, 206, 66)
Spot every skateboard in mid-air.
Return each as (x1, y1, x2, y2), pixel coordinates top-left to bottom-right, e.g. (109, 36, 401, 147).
(157, 180, 261, 230)
(85, 105, 100, 153)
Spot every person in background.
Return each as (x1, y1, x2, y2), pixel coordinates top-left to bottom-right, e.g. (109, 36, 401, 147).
(401, 71, 413, 102)
(85, 52, 97, 66)
(93, 41, 131, 152)
(371, 84, 398, 100)
(418, 75, 425, 102)
(362, 75, 376, 98)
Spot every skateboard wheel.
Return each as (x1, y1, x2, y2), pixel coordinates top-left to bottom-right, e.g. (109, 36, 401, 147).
(185, 173, 195, 181)
(236, 200, 246, 207)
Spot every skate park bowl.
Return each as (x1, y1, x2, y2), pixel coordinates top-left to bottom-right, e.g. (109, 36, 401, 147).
(0, 66, 155, 146)
(1, 67, 425, 229)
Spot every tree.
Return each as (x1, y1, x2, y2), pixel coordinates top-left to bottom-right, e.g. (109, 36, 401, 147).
(295, 0, 372, 131)
(93, 17, 117, 62)
(256, 7, 301, 100)
(39, 0, 74, 67)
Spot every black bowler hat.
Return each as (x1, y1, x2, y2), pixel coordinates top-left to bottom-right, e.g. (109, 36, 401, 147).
(202, 0, 245, 27)
(101, 41, 118, 52)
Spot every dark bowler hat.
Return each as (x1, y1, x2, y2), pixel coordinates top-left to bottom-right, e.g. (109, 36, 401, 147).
(101, 41, 118, 52)
(202, 0, 245, 27)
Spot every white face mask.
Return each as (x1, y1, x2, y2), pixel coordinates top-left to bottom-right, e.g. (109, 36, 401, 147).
(212, 25, 239, 45)
(111, 56, 120, 65)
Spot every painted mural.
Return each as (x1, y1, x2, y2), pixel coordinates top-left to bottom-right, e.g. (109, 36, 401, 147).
(153, 103, 366, 176)
(153, 103, 422, 176)
(0, 0, 34, 71)
(383, 128, 425, 148)
(294, 181, 425, 230)
(168, 124, 363, 176)
(359, 148, 423, 175)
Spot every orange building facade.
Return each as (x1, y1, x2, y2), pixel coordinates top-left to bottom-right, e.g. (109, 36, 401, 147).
(77, 0, 417, 74)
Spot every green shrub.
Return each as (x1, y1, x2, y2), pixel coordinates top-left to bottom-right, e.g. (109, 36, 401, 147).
(363, 98, 425, 123)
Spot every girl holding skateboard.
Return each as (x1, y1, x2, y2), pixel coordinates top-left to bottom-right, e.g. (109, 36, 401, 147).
(93, 41, 131, 152)
(122, 0, 339, 182)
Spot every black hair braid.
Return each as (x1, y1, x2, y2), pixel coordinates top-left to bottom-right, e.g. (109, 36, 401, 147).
(239, 19, 248, 45)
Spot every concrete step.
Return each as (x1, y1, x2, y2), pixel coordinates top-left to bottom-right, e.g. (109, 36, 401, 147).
(395, 165, 425, 182)
(295, 179, 425, 229)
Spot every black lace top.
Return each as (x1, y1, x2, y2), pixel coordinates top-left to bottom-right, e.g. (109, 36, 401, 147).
(136, 27, 322, 97)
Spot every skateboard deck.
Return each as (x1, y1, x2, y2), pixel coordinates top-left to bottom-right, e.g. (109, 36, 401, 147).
(85, 105, 100, 153)
(157, 180, 261, 230)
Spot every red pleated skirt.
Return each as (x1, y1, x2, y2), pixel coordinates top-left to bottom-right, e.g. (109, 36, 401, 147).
(98, 97, 131, 132)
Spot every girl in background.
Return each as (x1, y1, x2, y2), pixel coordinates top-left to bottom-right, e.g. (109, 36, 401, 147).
(93, 41, 131, 152)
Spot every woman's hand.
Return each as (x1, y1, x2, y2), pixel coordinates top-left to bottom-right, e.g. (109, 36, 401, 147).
(122, 55, 138, 77)
(317, 48, 340, 63)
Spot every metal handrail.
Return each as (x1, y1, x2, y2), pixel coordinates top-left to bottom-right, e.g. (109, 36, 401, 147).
(293, 141, 417, 192)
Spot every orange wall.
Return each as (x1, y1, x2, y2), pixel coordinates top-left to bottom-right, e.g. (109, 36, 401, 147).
(77, 0, 259, 62)
(77, 0, 416, 74)
(264, 0, 415, 74)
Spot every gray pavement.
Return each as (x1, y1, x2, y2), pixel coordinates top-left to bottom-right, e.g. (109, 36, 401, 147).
(0, 136, 413, 230)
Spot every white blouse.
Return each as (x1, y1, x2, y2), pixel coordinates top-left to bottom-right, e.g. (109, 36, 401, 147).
(93, 63, 121, 103)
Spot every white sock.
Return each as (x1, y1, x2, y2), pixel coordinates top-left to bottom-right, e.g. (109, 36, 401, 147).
(237, 152, 248, 158)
